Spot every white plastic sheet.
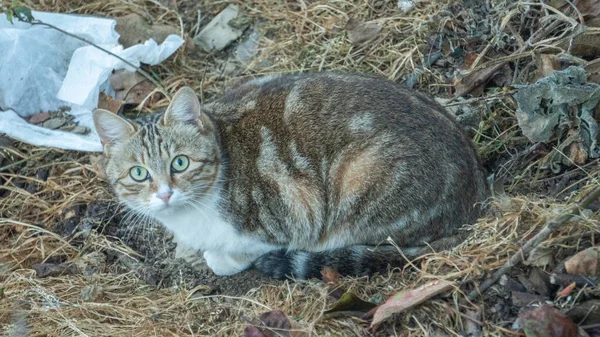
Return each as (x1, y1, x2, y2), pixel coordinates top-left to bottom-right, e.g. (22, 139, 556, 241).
(0, 10, 184, 152)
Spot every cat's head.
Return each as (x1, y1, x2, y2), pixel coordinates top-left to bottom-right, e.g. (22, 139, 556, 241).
(93, 87, 221, 217)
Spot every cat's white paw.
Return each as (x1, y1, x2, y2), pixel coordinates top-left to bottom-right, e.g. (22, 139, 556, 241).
(203, 250, 251, 276)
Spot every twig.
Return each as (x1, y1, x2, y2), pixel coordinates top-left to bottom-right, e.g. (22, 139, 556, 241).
(465, 185, 600, 301)
(27, 19, 167, 96)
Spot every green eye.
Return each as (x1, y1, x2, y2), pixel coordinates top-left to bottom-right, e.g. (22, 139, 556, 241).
(171, 155, 190, 173)
(129, 166, 149, 182)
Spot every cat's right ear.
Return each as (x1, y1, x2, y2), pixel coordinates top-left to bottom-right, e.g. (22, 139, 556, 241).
(163, 87, 209, 129)
(93, 109, 136, 147)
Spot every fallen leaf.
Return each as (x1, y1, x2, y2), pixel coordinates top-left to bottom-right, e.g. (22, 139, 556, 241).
(525, 245, 555, 268)
(569, 141, 588, 164)
(566, 299, 600, 326)
(557, 282, 577, 298)
(366, 279, 454, 328)
(558, 30, 600, 58)
(323, 16, 343, 31)
(243, 310, 306, 337)
(97, 92, 123, 114)
(454, 62, 506, 97)
(518, 305, 578, 337)
(110, 69, 157, 106)
(28, 112, 50, 125)
(115, 13, 178, 48)
(320, 267, 344, 299)
(585, 58, 600, 83)
(533, 53, 561, 82)
(565, 247, 600, 276)
(511, 291, 549, 307)
(345, 18, 382, 45)
(323, 292, 377, 319)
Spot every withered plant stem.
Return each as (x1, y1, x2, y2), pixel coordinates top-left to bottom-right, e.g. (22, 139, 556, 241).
(465, 185, 600, 301)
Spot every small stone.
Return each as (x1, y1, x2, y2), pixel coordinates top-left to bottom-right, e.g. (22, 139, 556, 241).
(80, 285, 103, 301)
(236, 30, 261, 64)
(71, 126, 90, 135)
(194, 4, 247, 52)
(32, 263, 77, 278)
(42, 118, 67, 130)
(28, 112, 50, 124)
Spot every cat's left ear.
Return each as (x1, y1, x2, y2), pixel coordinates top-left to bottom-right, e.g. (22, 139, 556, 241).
(163, 87, 210, 129)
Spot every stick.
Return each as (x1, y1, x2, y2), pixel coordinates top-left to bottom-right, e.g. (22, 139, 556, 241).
(465, 186, 600, 301)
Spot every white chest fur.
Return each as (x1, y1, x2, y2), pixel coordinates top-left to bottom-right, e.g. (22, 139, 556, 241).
(154, 202, 276, 256)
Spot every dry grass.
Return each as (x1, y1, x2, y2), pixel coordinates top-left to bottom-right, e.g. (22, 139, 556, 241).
(2, 0, 600, 336)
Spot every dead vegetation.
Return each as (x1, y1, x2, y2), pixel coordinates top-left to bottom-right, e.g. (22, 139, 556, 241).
(1, 0, 600, 336)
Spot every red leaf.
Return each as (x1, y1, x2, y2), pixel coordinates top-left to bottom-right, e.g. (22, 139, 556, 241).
(565, 247, 600, 276)
(366, 279, 454, 328)
(519, 305, 577, 337)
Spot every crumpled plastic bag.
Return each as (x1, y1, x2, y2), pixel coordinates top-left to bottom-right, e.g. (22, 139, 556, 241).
(514, 66, 600, 172)
(0, 10, 184, 152)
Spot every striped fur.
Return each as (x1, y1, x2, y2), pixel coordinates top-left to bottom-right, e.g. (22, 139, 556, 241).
(94, 72, 490, 280)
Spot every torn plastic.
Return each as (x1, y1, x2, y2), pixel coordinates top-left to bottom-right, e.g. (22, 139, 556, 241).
(0, 10, 184, 152)
(514, 66, 600, 172)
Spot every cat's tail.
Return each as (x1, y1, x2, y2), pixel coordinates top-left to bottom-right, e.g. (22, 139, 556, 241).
(252, 245, 421, 280)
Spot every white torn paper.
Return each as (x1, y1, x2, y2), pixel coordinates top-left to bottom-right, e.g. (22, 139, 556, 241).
(0, 10, 184, 152)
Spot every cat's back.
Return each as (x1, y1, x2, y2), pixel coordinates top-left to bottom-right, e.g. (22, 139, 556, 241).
(204, 71, 475, 168)
(202, 72, 488, 249)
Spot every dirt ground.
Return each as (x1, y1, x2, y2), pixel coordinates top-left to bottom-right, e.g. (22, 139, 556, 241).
(1, 0, 600, 336)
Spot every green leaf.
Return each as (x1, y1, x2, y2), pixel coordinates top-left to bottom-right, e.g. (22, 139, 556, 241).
(14, 6, 34, 22)
(322, 292, 377, 319)
(6, 10, 13, 24)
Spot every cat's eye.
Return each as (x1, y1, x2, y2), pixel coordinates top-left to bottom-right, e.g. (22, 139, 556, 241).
(129, 166, 150, 182)
(171, 155, 190, 173)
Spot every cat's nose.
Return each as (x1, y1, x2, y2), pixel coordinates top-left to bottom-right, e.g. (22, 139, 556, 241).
(157, 191, 173, 204)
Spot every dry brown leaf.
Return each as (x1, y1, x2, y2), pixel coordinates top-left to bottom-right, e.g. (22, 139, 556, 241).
(320, 267, 344, 299)
(110, 69, 157, 106)
(525, 245, 555, 268)
(558, 31, 600, 58)
(519, 305, 578, 337)
(97, 92, 123, 114)
(345, 18, 382, 45)
(565, 247, 600, 276)
(566, 299, 600, 326)
(454, 62, 506, 97)
(244, 310, 306, 337)
(573, 0, 600, 21)
(569, 141, 588, 165)
(366, 279, 454, 328)
(585, 58, 600, 83)
(323, 16, 343, 31)
(534, 54, 561, 82)
(115, 13, 178, 48)
(28, 112, 50, 125)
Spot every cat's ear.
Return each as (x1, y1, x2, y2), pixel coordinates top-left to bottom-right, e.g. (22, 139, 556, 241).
(163, 87, 208, 128)
(93, 109, 136, 146)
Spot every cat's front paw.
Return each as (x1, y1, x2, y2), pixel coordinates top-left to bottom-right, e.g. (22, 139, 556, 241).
(203, 250, 251, 276)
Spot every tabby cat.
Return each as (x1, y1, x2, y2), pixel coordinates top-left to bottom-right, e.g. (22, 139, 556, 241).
(93, 72, 489, 279)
